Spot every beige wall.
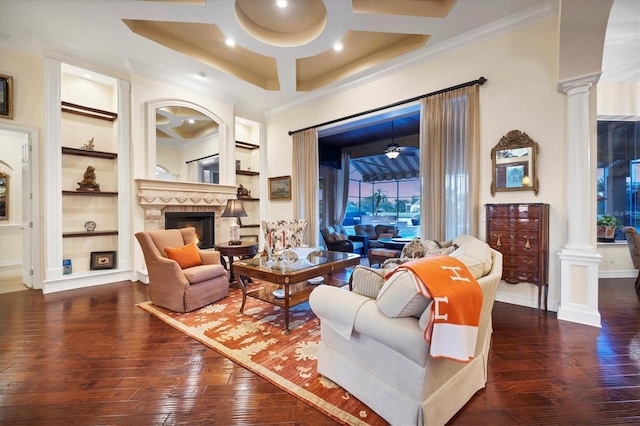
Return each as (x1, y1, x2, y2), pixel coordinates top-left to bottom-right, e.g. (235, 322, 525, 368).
(0, 47, 43, 270)
(267, 16, 566, 307)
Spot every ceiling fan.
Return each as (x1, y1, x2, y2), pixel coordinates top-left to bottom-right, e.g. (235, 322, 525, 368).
(385, 121, 401, 159)
(385, 143, 401, 159)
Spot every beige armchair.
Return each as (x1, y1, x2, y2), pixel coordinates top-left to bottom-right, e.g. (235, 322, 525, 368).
(135, 227, 229, 312)
(621, 226, 640, 293)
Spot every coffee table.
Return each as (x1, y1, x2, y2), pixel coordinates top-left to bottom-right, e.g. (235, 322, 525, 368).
(232, 250, 361, 333)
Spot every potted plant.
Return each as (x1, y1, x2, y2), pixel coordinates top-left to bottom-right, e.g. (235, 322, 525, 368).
(597, 214, 621, 242)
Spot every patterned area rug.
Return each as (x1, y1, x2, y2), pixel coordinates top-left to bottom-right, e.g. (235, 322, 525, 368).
(137, 285, 387, 426)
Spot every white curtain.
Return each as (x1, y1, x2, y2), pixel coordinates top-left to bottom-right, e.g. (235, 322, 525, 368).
(334, 151, 351, 225)
(292, 128, 319, 247)
(420, 85, 480, 240)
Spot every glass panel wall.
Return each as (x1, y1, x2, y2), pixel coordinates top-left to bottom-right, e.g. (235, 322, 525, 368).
(597, 120, 640, 240)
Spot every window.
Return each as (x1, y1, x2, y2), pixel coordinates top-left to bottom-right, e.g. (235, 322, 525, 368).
(597, 120, 640, 240)
(344, 165, 420, 237)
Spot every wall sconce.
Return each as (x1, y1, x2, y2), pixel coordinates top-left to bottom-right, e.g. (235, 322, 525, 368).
(522, 175, 531, 186)
(221, 199, 247, 245)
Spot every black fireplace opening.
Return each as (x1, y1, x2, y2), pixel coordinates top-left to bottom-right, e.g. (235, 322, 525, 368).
(165, 212, 215, 249)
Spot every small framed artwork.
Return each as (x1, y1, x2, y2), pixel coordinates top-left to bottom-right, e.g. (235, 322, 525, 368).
(268, 175, 291, 200)
(90, 251, 117, 270)
(0, 74, 14, 120)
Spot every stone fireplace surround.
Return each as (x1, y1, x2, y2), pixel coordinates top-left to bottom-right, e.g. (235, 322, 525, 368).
(135, 179, 239, 243)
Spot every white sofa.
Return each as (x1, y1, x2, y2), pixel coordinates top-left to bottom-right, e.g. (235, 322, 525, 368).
(309, 235, 503, 426)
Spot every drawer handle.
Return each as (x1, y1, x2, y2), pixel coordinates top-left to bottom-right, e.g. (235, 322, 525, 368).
(510, 234, 515, 239)
(496, 234, 501, 248)
(510, 246, 515, 251)
(509, 258, 515, 264)
(524, 236, 531, 249)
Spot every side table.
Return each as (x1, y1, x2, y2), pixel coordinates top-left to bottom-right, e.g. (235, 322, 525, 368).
(214, 241, 259, 283)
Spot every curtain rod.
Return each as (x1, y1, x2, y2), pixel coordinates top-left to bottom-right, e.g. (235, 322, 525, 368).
(288, 76, 487, 136)
(185, 153, 219, 164)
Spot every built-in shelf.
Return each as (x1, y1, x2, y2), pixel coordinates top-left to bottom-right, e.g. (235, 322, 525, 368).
(236, 169, 259, 176)
(61, 101, 118, 122)
(62, 190, 118, 197)
(62, 146, 118, 159)
(236, 140, 259, 150)
(63, 230, 119, 238)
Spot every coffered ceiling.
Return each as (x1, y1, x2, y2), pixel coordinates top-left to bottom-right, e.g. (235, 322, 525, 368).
(0, 0, 636, 116)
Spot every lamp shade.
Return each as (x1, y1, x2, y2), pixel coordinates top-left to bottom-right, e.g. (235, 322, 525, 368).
(221, 199, 248, 218)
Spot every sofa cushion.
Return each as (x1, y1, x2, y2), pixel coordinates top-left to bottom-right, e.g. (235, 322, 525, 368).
(355, 224, 377, 239)
(401, 237, 425, 258)
(423, 240, 458, 257)
(164, 242, 202, 269)
(375, 269, 430, 318)
(450, 235, 493, 279)
(183, 263, 227, 284)
(375, 224, 400, 238)
(351, 266, 387, 298)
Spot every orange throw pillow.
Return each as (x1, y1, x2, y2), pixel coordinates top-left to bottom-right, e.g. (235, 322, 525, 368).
(164, 242, 202, 269)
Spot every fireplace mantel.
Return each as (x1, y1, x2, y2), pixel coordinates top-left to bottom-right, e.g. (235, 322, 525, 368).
(135, 179, 238, 231)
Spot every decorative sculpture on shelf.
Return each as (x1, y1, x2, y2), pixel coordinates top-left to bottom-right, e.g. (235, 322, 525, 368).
(77, 165, 101, 191)
(237, 184, 251, 199)
(80, 137, 95, 150)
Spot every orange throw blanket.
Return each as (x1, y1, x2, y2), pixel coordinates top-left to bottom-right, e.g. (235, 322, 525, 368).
(390, 255, 483, 363)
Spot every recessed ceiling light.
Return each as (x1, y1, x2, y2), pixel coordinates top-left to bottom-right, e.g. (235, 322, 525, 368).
(333, 42, 343, 51)
(276, 1, 287, 8)
(188, 119, 195, 124)
(225, 38, 236, 47)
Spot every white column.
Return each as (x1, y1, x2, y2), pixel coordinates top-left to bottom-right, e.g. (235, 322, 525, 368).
(556, 73, 602, 328)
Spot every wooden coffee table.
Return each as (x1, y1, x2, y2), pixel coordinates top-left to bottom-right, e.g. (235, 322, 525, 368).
(232, 250, 361, 333)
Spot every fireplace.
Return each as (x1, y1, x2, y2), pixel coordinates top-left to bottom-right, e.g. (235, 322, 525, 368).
(165, 212, 215, 249)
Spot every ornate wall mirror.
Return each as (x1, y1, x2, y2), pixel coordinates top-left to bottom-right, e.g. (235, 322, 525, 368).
(0, 172, 8, 220)
(147, 100, 226, 183)
(490, 130, 539, 196)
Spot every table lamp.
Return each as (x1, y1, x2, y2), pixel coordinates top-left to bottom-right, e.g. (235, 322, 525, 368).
(221, 199, 248, 245)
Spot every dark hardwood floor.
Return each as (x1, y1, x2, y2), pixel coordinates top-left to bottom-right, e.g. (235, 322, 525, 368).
(0, 275, 638, 425)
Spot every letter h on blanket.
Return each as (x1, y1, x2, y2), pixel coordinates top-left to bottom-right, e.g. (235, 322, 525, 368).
(389, 255, 483, 362)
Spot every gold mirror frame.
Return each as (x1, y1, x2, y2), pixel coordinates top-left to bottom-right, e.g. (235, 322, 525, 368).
(0, 172, 8, 220)
(490, 130, 539, 196)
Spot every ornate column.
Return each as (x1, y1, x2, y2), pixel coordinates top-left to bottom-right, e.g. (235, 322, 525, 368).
(557, 73, 602, 328)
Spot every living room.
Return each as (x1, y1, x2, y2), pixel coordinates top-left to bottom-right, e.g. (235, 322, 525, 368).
(1, 0, 636, 315)
(0, 0, 638, 423)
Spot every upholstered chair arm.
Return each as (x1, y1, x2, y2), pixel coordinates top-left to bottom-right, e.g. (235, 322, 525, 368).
(349, 234, 369, 253)
(328, 239, 354, 251)
(199, 249, 222, 265)
(147, 255, 190, 287)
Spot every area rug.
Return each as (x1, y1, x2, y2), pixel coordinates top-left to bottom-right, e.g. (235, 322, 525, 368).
(137, 285, 387, 426)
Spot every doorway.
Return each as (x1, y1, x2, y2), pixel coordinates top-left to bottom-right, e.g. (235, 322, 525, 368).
(0, 125, 40, 293)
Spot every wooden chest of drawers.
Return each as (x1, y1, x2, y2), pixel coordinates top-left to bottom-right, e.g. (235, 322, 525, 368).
(485, 203, 550, 311)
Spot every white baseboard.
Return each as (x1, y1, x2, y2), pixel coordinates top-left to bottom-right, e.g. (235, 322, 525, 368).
(495, 293, 558, 312)
(598, 270, 635, 279)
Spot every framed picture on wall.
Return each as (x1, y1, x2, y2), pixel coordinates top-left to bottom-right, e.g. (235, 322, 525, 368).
(268, 175, 291, 200)
(0, 74, 14, 120)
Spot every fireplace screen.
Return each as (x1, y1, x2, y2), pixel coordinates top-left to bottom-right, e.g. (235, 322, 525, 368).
(165, 212, 215, 249)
